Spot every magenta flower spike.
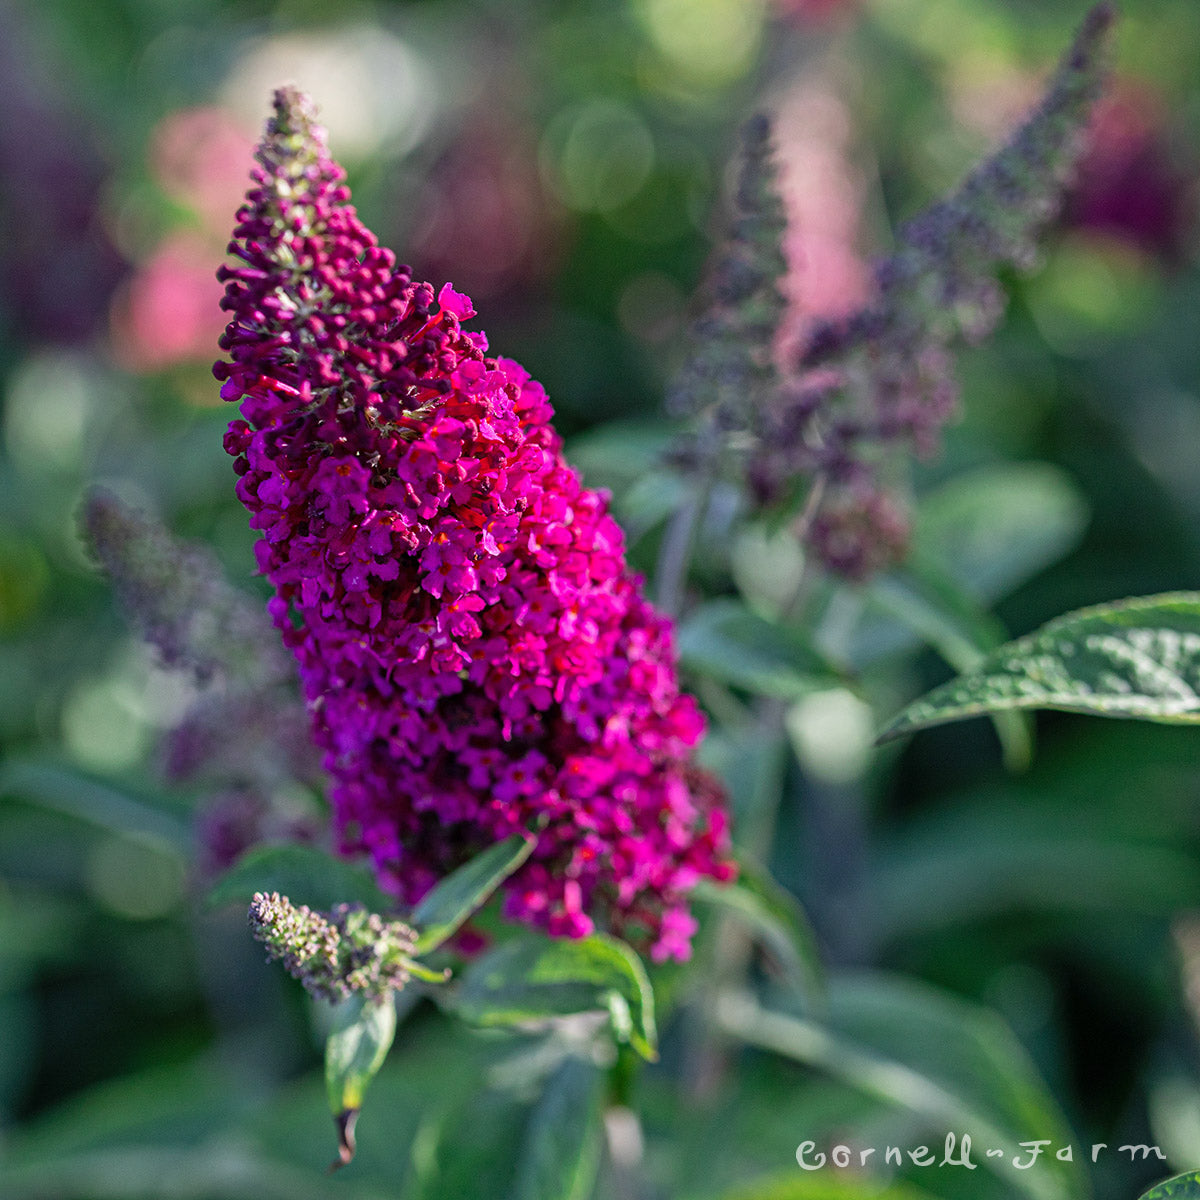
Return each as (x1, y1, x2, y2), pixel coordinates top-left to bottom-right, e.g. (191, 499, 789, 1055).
(214, 88, 733, 962)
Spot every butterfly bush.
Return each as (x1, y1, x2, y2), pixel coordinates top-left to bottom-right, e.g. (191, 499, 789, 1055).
(81, 489, 323, 876)
(674, 4, 1114, 581)
(778, 2, 1115, 577)
(214, 89, 733, 962)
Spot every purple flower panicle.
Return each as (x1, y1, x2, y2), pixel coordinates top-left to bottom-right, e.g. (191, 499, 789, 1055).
(748, 3, 1115, 579)
(215, 89, 733, 962)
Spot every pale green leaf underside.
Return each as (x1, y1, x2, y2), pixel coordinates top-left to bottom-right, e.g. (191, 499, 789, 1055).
(324, 995, 397, 1114)
(879, 593, 1200, 742)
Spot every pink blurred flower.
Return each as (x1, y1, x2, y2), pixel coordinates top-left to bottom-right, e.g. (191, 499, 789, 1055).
(150, 106, 258, 235)
(110, 233, 228, 373)
(110, 106, 259, 374)
(772, 75, 871, 367)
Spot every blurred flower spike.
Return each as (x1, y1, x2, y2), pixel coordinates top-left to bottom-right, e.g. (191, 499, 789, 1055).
(80, 489, 323, 876)
(681, 3, 1116, 580)
(215, 88, 734, 963)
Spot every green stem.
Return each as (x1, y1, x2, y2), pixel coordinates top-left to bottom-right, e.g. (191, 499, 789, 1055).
(655, 473, 712, 618)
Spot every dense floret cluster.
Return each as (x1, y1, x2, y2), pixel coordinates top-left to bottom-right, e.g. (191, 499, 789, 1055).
(214, 88, 732, 961)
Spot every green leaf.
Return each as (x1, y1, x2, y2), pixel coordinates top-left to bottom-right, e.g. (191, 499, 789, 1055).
(870, 797, 1200, 945)
(325, 995, 397, 1113)
(678, 598, 840, 700)
(1138, 1171, 1200, 1199)
(915, 462, 1089, 605)
(0, 1145, 387, 1200)
(0, 760, 190, 851)
(411, 834, 535, 954)
(410, 1089, 532, 1200)
(879, 592, 1200, 742)
(848, 460, 1085, 687)
(206, 843, 390, 913)
(324, 995, 397, 1168)
(718, 973, 1087, 1200)
(871, 564, 1007, 671)
(870, 564, 1034, 770)
(513, 1057, 605, 1200)
(407, 1049, 604, 1200)
(455, 932, 658, 1061)
(692, 856, 824, 1002)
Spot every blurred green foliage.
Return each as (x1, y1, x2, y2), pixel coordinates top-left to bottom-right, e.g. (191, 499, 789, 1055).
(3, 0, 1200, 1198)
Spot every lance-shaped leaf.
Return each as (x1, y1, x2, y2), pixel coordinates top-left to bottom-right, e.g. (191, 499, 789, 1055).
(408, 1053, 606, 1200)
(878, 593, 1200, 742)
(1139, 1172, 1200, 1200)
(411, 834, 535, 954)
(913, 462, 1089, 606)
(512, 1056, 606, 1200)
(454, 932, 658, 1061)
(324, 994, 397, 1170)
(870, 562, 1034, 770)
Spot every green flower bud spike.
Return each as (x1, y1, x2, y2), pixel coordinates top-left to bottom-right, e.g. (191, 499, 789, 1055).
(248, 891, 449, 1168)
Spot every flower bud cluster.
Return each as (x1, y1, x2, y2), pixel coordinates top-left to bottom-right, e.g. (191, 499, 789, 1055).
(248, 891, 417, 1002)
